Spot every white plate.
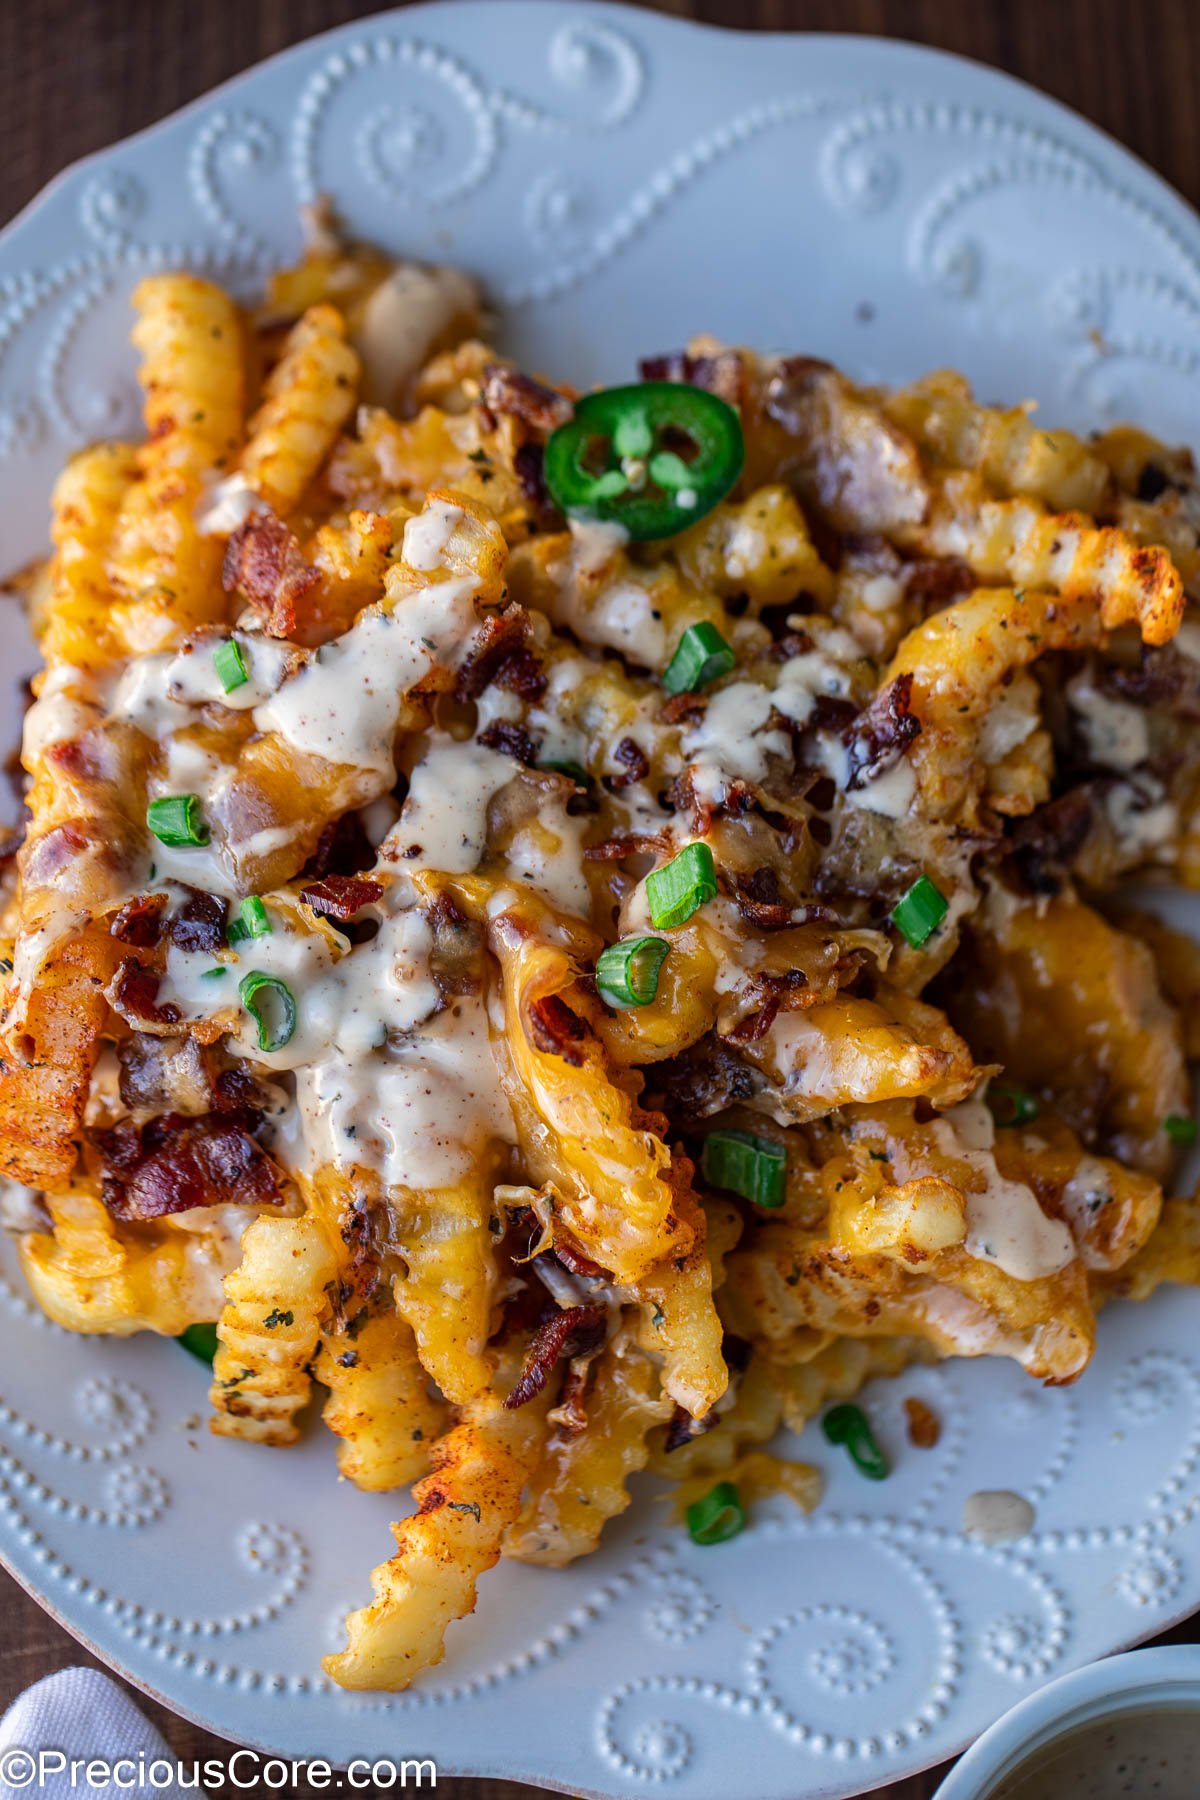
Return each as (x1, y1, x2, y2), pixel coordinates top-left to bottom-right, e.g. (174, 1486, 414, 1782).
(3, 7, 1200, 1795)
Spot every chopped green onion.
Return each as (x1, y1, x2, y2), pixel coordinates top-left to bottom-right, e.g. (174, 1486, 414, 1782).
(213, 638, 248, 693)
(1164, 1113, 1198, 1145)
(177, 1322, 219, 1364)
(685, 1480, 745, 1546)
(822, 1402, 889, 1480)
(540, 760, 591, 787)
(662, 621, 736, 696)
(646, 842, 717, 929)
(239, 970, 297, 1053)
(891, 875, 948, 948)
(702, 1130, 787, 1209)
(146, 794, 209, 848)
(596, 936, 669, 1009)
(227, 896, 271, 945)
(989, 1085, 1040, 1127)
(200, 966, 228, 982)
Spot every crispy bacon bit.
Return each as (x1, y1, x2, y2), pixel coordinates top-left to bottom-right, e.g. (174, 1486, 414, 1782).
(513, 441, 564, 531)
(107, 961, 181, 1030)
(46, 735, 103, 780)
(340, 1191, 386, 1304)
(23, 821, 89, 887)
(97, 1107, 280, 1222)
(222, 513, 319, 638)
(110, 892, 167, 948)
(668, 767, 758, 837)
(730, 867, 792, 932)
(1006, 789, 1094, 894)
(725, 969, 809, 1045)
(481, 364, 573, 432)
(455, 606, 545, 702)
(503, 1303, 607, 1410)
(604, 737, 650, 791)
(645, 1037, 759, 1120)
(661, 691, 708, 726)
(639, 350, 745, 409)
(299, 874, 384, 923)
(478, 721, 539, 766)
(552, 1233, 611, 1280)
(904, 1395, 941, 1448)
(903, 557, 975, 615)
(1108, 646, 1200, 718)
(168, 888, 228, 954)
(808, 694, 858, 735)
(845, 672, 921, 790)
(303, 810, 376, 881)
(584, 830, 669, 862)
(548, 1361, 591, 1435)
(118, 1033, 215, 1115)
(663, 1402, 720, 1453)
(527, 995, 589, 1066)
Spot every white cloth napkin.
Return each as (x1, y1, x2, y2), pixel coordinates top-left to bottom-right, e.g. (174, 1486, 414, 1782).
(0, 1668, 204, 1800)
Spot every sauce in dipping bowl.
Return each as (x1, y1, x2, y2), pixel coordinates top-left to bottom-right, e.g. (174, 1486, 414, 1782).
(935, 1649, 1200, 1800)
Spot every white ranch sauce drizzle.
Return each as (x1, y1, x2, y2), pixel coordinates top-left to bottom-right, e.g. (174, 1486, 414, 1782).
(195, 472, 267, 537)
(355, 264, 478, 406)
(401, 499, 462, 571)
(962, 1489, 1035, 1546)
(933, 1099, 1074, 1282)
(386, 735, 523, 873)
(1066, 672, 1149, 771)
(254, 579, 477, 777)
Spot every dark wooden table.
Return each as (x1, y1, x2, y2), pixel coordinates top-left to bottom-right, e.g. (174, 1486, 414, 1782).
(1, 2, 1198, 1794)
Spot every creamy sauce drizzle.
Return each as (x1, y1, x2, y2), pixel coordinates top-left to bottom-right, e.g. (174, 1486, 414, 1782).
(934, 1100, 1075, 1282)
(962, 1488, 1035, 1545)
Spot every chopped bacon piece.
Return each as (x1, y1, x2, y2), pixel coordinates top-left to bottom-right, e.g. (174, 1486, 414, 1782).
(604, 737, 650, 791)
(731, 867, 792, 932)
(110, 892, 168, 948)
(552, 1235, 611, 1280)
(302, 810, 375, 881)
(1005, 789, 1094, 895)
(503, 1303, 607, 1410)
(223, 513, 318, 638)
(584, 831, 670, 862)
(844, 672, 921, 790)
(903, 557, 975, 615)
(548, 1360, 591, 1435)
(106, 961, 181, 1030)
(481, 364, 573, 432)
(118, 1034, 215, 1114)
(513, 441, 564, 531)
(477, 721, 539, 766)
(168, 888, 227, 954)
(96, 1107, 281, 1221)
(455, 606, 545, 702)
(299, 874, 384, 923)
(662, 1402, 720, 1453)
(904, 1396, 942, 1448)
(46, 735, 103, 780)
(527, 995, 589, 1066)
(639, 350, 745, 409)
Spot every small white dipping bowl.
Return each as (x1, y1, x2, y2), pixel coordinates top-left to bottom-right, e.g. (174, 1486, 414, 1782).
(935, 1645, 1200, 1799)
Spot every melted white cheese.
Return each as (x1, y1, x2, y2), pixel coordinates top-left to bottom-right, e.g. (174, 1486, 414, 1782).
(355, 263, 478, 405)
(21, 665, 103, 763)
(848, 756, 916, 820)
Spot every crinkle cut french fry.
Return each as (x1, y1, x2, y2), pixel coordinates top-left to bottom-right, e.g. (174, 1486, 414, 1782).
(324, 1352, 549, 1691)
(108, 274, 245, 651)
(42, 442, 140, 669)
(317, 1307, 446, 1491)
(388, 1161, 502, 1407)
(504, 1335, 672, 1567)
(210, 1214, 339, 1446)
(239, 304, 360, 515)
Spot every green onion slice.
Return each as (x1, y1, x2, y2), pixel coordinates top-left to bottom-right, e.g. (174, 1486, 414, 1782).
(685, 1480, 745, 1546)
(228, 896, 271, 945)
(200, 966, 228, 982)
(646, 842, 717, 930)
(146, 794, 209, 848)
(177, 1322, 219, 1364)
(822, 1402, 889, 1480)
(213, 638, 248, 694)
(891, 875, 948, 948)
(988, 1085, 1040, 1127)
(238, 970, 297, 1053)
(702, 1130, 787, 1209)
(540, 760, 591, 787)
(662, 621, 737, 696)
(1164, 1113, 1199, 1145)
(596, 935, 669, 1009)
